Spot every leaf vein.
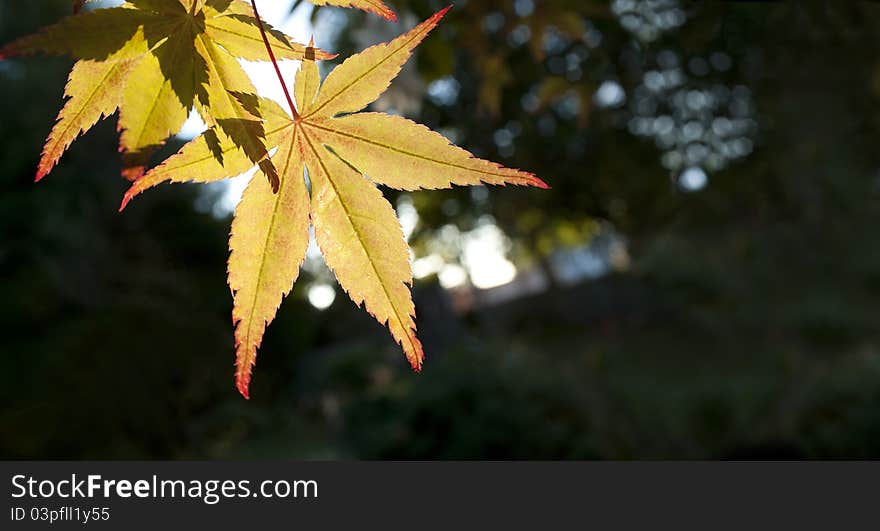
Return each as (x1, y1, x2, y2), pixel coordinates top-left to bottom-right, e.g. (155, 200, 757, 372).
(305, 121, 520, 180)
(301, 128, 416, 353)
(302, 20, 436, 119)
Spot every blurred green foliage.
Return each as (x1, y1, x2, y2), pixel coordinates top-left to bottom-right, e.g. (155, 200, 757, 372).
(1, 0, 880, 459)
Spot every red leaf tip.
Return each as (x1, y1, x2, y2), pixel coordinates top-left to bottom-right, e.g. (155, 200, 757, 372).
(119, 188, 138, 212)
(237, 379, 251, 400)
(375, 2, 398, 22)
(406, 335, 425, 372)
(433, 5, 453, 23)
(531, 176, 550, 189)
(34, 157, 55, 182)
(235, 344, 255, 399)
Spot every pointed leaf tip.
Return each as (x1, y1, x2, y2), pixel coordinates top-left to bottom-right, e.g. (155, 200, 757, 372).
(236, 351, 255, 399)
(434, 5, 454, 23)
(408, 338, 425, 372)
(236, 347, 254, 399)
(306, 5, 452, 119)
(531, 176, 551, 189)
(381, 6, 398, 22)
(236, 377, 251, 399)
(228, 144, 310, 402)
(119, 189, 135, 212)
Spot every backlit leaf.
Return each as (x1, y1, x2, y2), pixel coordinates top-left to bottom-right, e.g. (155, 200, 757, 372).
(36, 31, 148, 181)
(2, 0, 327, 181)
(123, 7, 547, 397)
(303, 130, 424, 372)
(229, 134, 311, 398)
(308, 112, 549, 190)
(305, 7, 451, 119)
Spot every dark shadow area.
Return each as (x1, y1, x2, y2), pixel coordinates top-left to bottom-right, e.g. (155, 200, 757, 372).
(1, 0, 879, 459)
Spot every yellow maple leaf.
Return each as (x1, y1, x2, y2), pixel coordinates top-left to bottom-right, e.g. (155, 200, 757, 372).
(1, 0, 331, 182)
(121, 6, 547, 398)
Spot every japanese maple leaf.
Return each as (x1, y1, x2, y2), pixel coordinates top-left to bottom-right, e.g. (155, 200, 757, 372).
(120, 6, 548, 398)
(1, 0, 331, 184)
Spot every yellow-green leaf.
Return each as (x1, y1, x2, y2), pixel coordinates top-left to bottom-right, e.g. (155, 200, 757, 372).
(123, 7, 546, 398)
(303, 130, 424, 371)
(305, 6, 452, 119)
(204, 6, 334, 62)
(0, 7, 153, 61)
(195, 35, 279, 189)
(119, 97, 292, 208)
(3, 0, 320, 180)
(294, 42, 321, 115)
(118, 33, 192, 179)
(307, 112, 548, 190)
(36, 31, 149, 181)
(180, 0, 207, 13)
(229, 132, 310, 398)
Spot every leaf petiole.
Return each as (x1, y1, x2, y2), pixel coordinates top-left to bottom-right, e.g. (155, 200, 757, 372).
(249, 0, 300, 121)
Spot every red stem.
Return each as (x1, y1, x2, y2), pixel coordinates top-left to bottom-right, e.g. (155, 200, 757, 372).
(250, 0, 300, 120)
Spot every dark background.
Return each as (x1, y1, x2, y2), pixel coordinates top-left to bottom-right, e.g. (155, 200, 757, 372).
(2, 0, 880, 459)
